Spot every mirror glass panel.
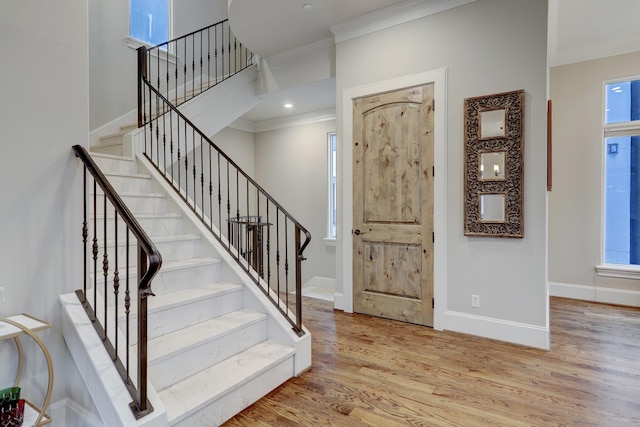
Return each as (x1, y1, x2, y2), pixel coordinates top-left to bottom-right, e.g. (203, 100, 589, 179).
(480, 109, 506, 138)
(479, 151, 506, 181)
(479, 193, 505, 223)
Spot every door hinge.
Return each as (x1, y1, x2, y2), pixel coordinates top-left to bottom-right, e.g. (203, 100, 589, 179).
(432, 99, 435, 111)
(432, 166, 435, 177)
(432, 232, 434, 243)
(432, 298, 435, 309)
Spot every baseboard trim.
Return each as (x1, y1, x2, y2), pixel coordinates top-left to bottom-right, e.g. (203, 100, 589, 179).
(303, 276, 336, 290)
(443, 310, 549, 350)
(49, 399, 104, 427)
(549, 282, 640, 307)
(333, 292, 347, 312)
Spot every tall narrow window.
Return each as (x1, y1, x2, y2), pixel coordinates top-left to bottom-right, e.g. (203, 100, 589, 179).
(130, 0, 169, 46)
(603, 78, 640, 265)
(328, 132, 337, 239)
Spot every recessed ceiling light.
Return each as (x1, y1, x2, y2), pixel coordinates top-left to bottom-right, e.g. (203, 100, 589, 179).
(303, 3, 312, 10)
(284, 103, 293, 109)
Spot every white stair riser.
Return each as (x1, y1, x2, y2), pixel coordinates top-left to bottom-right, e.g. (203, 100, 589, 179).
(92, 260, 221, 300)
(92, 143, 124, 157)
(171, 356, 294, 427)
(150, 319, 267, 390)
(88, 237, 202, 271)
(92, 157, 137, 175)
(89, 194, 167, 214)
(104, 175, 154, 194)
(126, 289, 244, 343)
(87, 214, 185, 239)
(151, 261, 222, 295)
(100, 133, 126, 146)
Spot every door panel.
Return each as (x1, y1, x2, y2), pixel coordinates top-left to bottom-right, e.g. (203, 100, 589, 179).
(353, 84, 434, 326)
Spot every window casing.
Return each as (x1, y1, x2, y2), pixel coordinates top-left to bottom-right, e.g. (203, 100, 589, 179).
(327, 132, 337, 239)
(602, 78, 640, 268)
(130, 0, 170, 47)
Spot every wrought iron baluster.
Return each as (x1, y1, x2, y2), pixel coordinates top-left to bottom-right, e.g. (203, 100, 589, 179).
(113, 210, 120, 360)
(276, 211, 280, 300)
(125, 227, 131, 379)
(200, 134, 205, 221)
(266, 199, 271, 286)
(284, 217, 289, 309)
(102, 194, 109, 340)
(93, 180, 98, 312)
(209, 144, 213, 229)
(82, 169, 88, 298)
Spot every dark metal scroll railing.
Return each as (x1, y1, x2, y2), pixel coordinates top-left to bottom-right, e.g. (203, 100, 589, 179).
(137, 43, 311, 335)
(73, 145, 162, 419)
(138, 19, 254, 127)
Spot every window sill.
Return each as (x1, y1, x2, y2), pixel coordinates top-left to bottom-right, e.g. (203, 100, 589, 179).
(323, 237, 337, 247)
(125, 37, 177, 64)
(596, 264, 640, 280)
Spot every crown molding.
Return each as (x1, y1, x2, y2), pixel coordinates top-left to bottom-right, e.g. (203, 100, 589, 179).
(266, 37, 335, 66)
(229, 109, 336, 133)
(549, 37, 640, 67)
(330, 0, 476, 43)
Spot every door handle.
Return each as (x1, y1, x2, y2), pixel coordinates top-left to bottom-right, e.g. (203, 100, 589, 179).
(354, 229, 361, 235)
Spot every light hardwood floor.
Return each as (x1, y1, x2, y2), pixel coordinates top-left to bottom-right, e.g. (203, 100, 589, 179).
(224, 297, 640, 426)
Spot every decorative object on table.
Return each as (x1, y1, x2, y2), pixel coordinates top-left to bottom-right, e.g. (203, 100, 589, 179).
(0, 386, 24, 426)
(0, 387, 20, 412)
(463, 89, 525, 237)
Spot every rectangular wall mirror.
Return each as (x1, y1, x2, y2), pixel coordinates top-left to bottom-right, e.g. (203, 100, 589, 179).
(479, 193, 506, 223)
(464, 90, 524, 237)
(480, 109, 506, 138)
(479, 151, 506, 181)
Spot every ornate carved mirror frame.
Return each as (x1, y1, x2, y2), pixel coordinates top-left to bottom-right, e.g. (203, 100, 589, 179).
(464, 89, 524, 237)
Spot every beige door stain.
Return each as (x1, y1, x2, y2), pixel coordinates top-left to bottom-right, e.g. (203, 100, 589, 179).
(353, 84, 434, 326)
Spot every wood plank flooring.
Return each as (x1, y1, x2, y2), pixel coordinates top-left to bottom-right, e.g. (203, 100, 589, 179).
(224, 297, 640, 426)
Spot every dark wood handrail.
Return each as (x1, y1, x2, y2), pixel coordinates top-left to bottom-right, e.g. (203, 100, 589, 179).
(138, 47, 311, 334)
(147, 19, 229, 51)
(73, 144, 161, 418)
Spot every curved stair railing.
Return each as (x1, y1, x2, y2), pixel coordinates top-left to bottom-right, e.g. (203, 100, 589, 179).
(73, 145, 162, 419)
(137, 22, 311, 336)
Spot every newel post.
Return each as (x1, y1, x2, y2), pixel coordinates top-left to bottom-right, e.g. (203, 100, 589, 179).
(137, 46, 147, 128)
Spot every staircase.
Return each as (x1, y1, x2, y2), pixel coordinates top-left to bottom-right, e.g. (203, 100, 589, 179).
(62, 134, 310, 426)
(62, 20, 311, 426)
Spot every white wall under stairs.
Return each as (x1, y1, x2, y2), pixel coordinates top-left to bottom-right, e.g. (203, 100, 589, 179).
(61, 148, 310, 427)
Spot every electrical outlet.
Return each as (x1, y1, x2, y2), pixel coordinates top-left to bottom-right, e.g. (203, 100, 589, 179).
(471, 294, 480, 308)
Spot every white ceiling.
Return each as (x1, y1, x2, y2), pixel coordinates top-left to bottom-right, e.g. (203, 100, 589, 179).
(228, 0, 404, 58)
(230, 0, 640, 125)
(548, 0, 640, 67)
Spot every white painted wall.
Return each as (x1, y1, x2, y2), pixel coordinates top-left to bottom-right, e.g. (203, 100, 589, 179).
(173, 0, 228, 37)
(213, 127, 256, 175)
(0, 0, 90, 412)
(549, 52, 640, 304)
(336, 0, 549, 347)
(254, 121, 338, 283)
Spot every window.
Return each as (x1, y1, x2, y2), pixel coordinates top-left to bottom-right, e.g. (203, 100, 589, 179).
(603, 78, 640, 266)
(327, 132, 337, 239)
(130, 0, 169, 46)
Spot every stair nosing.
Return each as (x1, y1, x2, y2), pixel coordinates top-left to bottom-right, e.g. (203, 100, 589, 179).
(89, 152, 135, 161)
(101, 234, 201, 248)
(104, 172, 151, 180)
